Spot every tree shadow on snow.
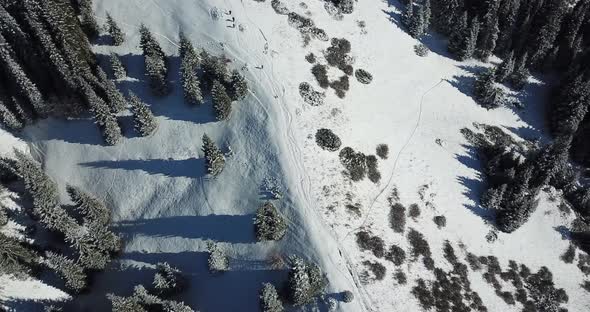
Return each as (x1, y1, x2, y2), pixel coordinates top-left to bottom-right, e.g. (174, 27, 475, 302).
(22, 116, 110, 146)
(114, 214, 256, 244)
(80, 158, 207, 179)
(97, 53, 219, 125)
(455, 145, 496, 222)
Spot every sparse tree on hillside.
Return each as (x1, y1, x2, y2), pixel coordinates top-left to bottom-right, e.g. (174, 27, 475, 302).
(66, 185, 111, 226)
(180, 54, 203, 106)
(495, 51, 515, 83)
(202, 134, 225, 176)
(461, 17, 480, 60)
(129, 92, 157, 137)
(474, 68, 505, 109)
(260, 283, 284, 312)
(80, 80, 122, 145)
(110, 53, 126, 80)
(207, 241, 229, 273)
(211, 80, 232, 120)
(508, 53, 530, 90)
(228, 70, 248, 101)
(477, 4, 500, 61)
(44, 251, 87, 292)
(105, 13, 124, 46)
(96, 67, 126, 113)
(139, 25, 170, 96)
(448, 11, 468, 56)
(402, 1, 414, 34)
(153, 262, 186, 297)
(79, 0, 100, 40)
(254, 202, 287, 241)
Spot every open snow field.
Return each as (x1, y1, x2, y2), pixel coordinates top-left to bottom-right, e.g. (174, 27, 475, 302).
(1, 0, 589, 311)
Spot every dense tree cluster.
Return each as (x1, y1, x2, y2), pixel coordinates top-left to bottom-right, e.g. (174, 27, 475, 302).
(108, 284, 194, 312)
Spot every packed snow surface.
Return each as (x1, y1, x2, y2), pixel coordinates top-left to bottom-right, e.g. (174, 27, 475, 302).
(1, 0, 589, 311)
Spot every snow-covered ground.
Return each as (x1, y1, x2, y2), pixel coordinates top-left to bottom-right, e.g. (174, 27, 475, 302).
(1, 0, 588, 311)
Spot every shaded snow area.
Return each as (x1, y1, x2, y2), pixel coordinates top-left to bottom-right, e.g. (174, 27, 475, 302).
(1, 0, 589, 311)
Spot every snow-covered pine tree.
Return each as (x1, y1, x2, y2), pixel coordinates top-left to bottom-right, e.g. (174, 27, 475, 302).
(496, 164, 537, 233)
(105, 13, 124, 46)
(288, 256, 312, 305)
(180, 51, 203, 106)
(207, 241, 229, 273)
(0, 185, 8, 226)
(495, 51, 515, 83)
(422, 0, 432, 31)
(178, 31, 200, 65)
(66, 185, 111, 226)
(202, 133, 225, 176)
(306, 261, 327, 299)
(228, 70, 248, 101)
(551, 75, 590, 137)
(448, 11, 468, 56)
(474, 68, 505, 109)
(211, 80, 232, 120)
(96, 67, 126, 113)
(0, 232, 38, 278)
(107, 293, 147, 312)
(44, 251, 87, 292)
(409, 4, 426, 38)
(153, 262, 186, 297)
(139, 25, 170, 96)
(128, 92, 157, 137)
(459, 16, 480, 61)
(0, 37, 46, 116)
(495, 0, 520, 55)
(476, 2, 500, 61)
(508, 52, 530, 90)
(78, 0, 100, 40)
(260, 283, 284, 312)
(528, 0, 568, 68)
(161, 300, 194, 312)
(80, 80, 122, 145)
(480, 184, 507, 210)
(200, 50, 230, 85)
(402, 1, 414, 33)
(0, 100, 24, 131)
(110, 53, 126, 80)
(254, 202, 287, 241)
(431, 0, 462, 35)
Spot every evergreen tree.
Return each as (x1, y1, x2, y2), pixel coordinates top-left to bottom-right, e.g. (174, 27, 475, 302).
(66, 185, 111, 226)
(139, 25, 170, 96)
(550, 75, 590, 137)
(202, 133, 225, 176)
(207, 241, 229, 273)
(153, 262, 186, 297)
(495, 0, 520, 54)
(556, 1, 589, 69)
(0, 100, 24, 131)
(260, 283, 284, 312)
(448, 12, 468, 56)
(44, 251, 87, 292)
(110, 53, 126, 80)
(481, 184, 507, 210)
(288, 256, 311, 305)
(402, 1, 414, 34)
(200, 51, 230, 86)
(107, 293, 147, 312)
(96, 67, 126, 113)
(80, 80, 122, 145)
(180, 52, 203, 106)
(178, 31, 200, 65)
(508, 52, 530, 90)
(431, 0, 462, 35)
(128, 92, 157, 137)
(423, 0, 432, 31)
(477, 1, 500, 61)
(474, 68, 505, 109)
(496, 164, 537, 233)
(105, 13, 124, 46)
(528, 0, 568, 68)
(79, 0, 100, 40)
(0, 232, 38, 279)
(211, 80, 232, 120)
(409, 4, 426, 38)
(457, 16, 480, 61)
(254, 202, 287, 241)
(228, 70, 248, 101)
(495, 51, 515, 83)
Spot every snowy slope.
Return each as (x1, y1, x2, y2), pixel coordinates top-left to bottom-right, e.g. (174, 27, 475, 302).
(1, 0, 589, 311)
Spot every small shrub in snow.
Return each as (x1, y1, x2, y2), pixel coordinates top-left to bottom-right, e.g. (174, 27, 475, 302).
(362, 260, 386, 280)
(202, 134, 225, 177)
(287, 256, 327, 305)
(129, 92, 158, 137)
(561, 244, 576, 264)
(407, 228, 431, 260)
(422, 256, 435, 270)
(260, 283, 284, 312)
(354, 69, 373, 84)
(153, 262, 186, 297)
(110, 53, 126, 80)
(365, 155, 381, 183)
(211, 80, 233, 120)
(414, 44, 429, 57)
(394, 270, 407, 285)
(299, 82, 325, 106)
(315, 128, 342, 151)
(207, 241, 229, 273)
(44, 251, 87, 292)
(271, 0, 290, 15)
(325, 38, 352, 74)
(311, 64, 329, 89)
(408, 203, 421, 219)
(389, 202, 406, 233)
(305, 53, 316, 63)
(433, 215, 446, 228)
(311, 27, 329, 41)
(466, 252, 482, 271)
(376, 144, 389, 159)
(330, 75, 350, 98)
(582, 281, 590, 293)
(443, 241, 458, 265)
(254, 202, 287, 241)
(339, 147, 367, 181)
(355, 231, 385, 258)
(105, 13, 125, 46)
(342, 290, 354, 303)
(385, 245, 406, 266)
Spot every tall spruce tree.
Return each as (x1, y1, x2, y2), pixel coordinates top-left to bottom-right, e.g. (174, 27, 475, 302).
(495, 0, 520, 55)
(105, 13, 124, 46)
(109, 53, 126, 80)
(431, 0, 462, 35)
(550, 75, 590, 137)
(128, 92, 157, 137)
(409, 4, 426, 38)
(509, 52, 530, 90)
(80, 80, 122, 145)
(254, 202, 287, 241)
(528, 0, 568, 68)
(474, 68, 505, 109)
(66, 185, 111, 226)
(448, 12, 468, 56)
(228, 70, 248, 101)
(78, 0, 100, 40)
(460, 17, 480, 60)
(139, 25, 170, 96)
(0, 100, 24, 131)
(495, 51, 515, 83)
(0, 232, 38, 278)
(179, 34, 203, 106)
(44, 251, 87, 292)
(96, 67, 126, 113)
(202, 133, 225, 176)
(207, 241, 229, 272)
(260, 283, 284, 312)
(476, 1, 500, 61)
(211, 80, 232, 120)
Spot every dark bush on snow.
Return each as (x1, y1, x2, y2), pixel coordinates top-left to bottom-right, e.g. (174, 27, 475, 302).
(355, 231, 385, 258)
(325, 38, 353, 73)
(376, 144, 389, 159)
(433, 215, 446, 228)
(312, 64, 330, 89)
(394, 270, 407, 284)
(342, 290, 354, 302)
(315, 128, 342, 151)
(423, 256, 435, 271)
(305, 53, 316, 63)
(271, 0, 289, 15)
(385, 245, 406, 266)
(330, 75, 350, 98)
(311, 27, 329, 41)
(389, 202, 406, 233)
(339, 147, 367, 181)
(355, 69, 373, 84)
(407, 228, 431, 259)
(299, 82, 325, 106)
(408, 204, 421, 219)
(365, 155, 381, 183)
(362, 260, 386, 280)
